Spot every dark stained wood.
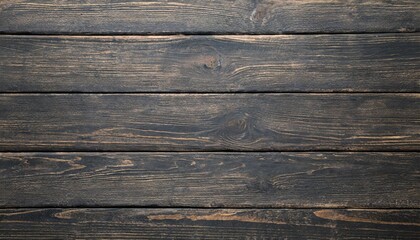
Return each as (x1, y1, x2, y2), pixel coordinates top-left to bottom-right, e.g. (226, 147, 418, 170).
(1, 34, 419, 92)
(0, 208, 419, 239)
(0, 94, 418, 151)
(1, 152, 418, 208)
(0, 0, 418, 34)
(1, 2, 419, 239)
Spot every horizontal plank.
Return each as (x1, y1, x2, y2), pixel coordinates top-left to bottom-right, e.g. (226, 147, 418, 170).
(1, 35, 419, 92)
(0, 94, 419, 151)
(1, 152, 418, 208)
(0, 1, 418, 34)
(0, 208, 419, 239)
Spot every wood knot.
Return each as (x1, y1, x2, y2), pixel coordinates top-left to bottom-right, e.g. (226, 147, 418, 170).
(223, 113, 251, 134)
(250, 1, 275, 26)
(212, 112, 262, 148)
(226, 117, 248, 134)
(202, 55, 222, 70)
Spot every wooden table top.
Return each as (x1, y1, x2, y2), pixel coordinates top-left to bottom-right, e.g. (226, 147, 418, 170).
(0, 1, 419, 239)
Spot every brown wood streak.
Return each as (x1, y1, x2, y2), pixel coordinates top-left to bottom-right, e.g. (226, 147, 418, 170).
(0, 152, 418, 208)
(0, 94, 418, 151)
(0, 208, 419, 239)
(147, 212, 287, 225)
(0, 34, 419, 92)
(313, 210, 420, 227)
(0, 0, 418, 33)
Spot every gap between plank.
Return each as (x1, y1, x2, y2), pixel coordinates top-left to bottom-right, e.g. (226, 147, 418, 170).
(0, 206, 419, 210)
(1, 92, 420, 94)
(0, 150, 419, 153)
(0, 31, 417, 36)
(0, 93, 419, 95)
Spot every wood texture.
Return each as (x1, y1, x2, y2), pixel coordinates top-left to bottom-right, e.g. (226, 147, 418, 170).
(1, 208, 419, 239)
(1, 34, 419, 92)
(1, 152, 418, 208)
(1, 1, 419, 239)
(0, 0, 418, 34)
(0, 94, 418, 151)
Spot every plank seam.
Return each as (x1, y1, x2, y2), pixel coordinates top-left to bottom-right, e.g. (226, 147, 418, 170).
(0, 32, 417, 36)
(0, 150, 419, 153)
(1, 93, 418, 96)
(1, 92, 419, 94)
(1, 207, 419, 210)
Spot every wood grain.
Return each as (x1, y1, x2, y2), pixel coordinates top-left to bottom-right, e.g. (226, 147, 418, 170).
(0, 0, 418, 34)
(0, 152, 418, 208)
(1, 1, 419, 239)
(0, 208, 419, 239)
(1, 34, 419, 92)
(0, 94, 418, 151)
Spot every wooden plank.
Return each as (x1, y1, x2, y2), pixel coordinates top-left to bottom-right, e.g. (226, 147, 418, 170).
(0, 94, 418, 151)
(0, 208, 418, 239)
(0, 152, 418, 208)
(0, 1, 418, 34)
(1, 35, 419, 93)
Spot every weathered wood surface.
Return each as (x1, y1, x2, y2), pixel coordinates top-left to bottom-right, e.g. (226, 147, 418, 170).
(1, 1, 419, 239)
(0, 208, 419, 239)
(1, 34, 419, 92)
(1, 152, 418, 208)
(0, 0, 418, 34)
(0, 94, 418, 151)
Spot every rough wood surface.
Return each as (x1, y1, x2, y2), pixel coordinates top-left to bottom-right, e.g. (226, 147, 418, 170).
(0, 208, 419, 239)
(1, 1, 419, 239)
(0, 94, 418, 151)
(0, 0, 418, 34)
(1, 34, 419, 92)
(1, 152, 418, 208)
